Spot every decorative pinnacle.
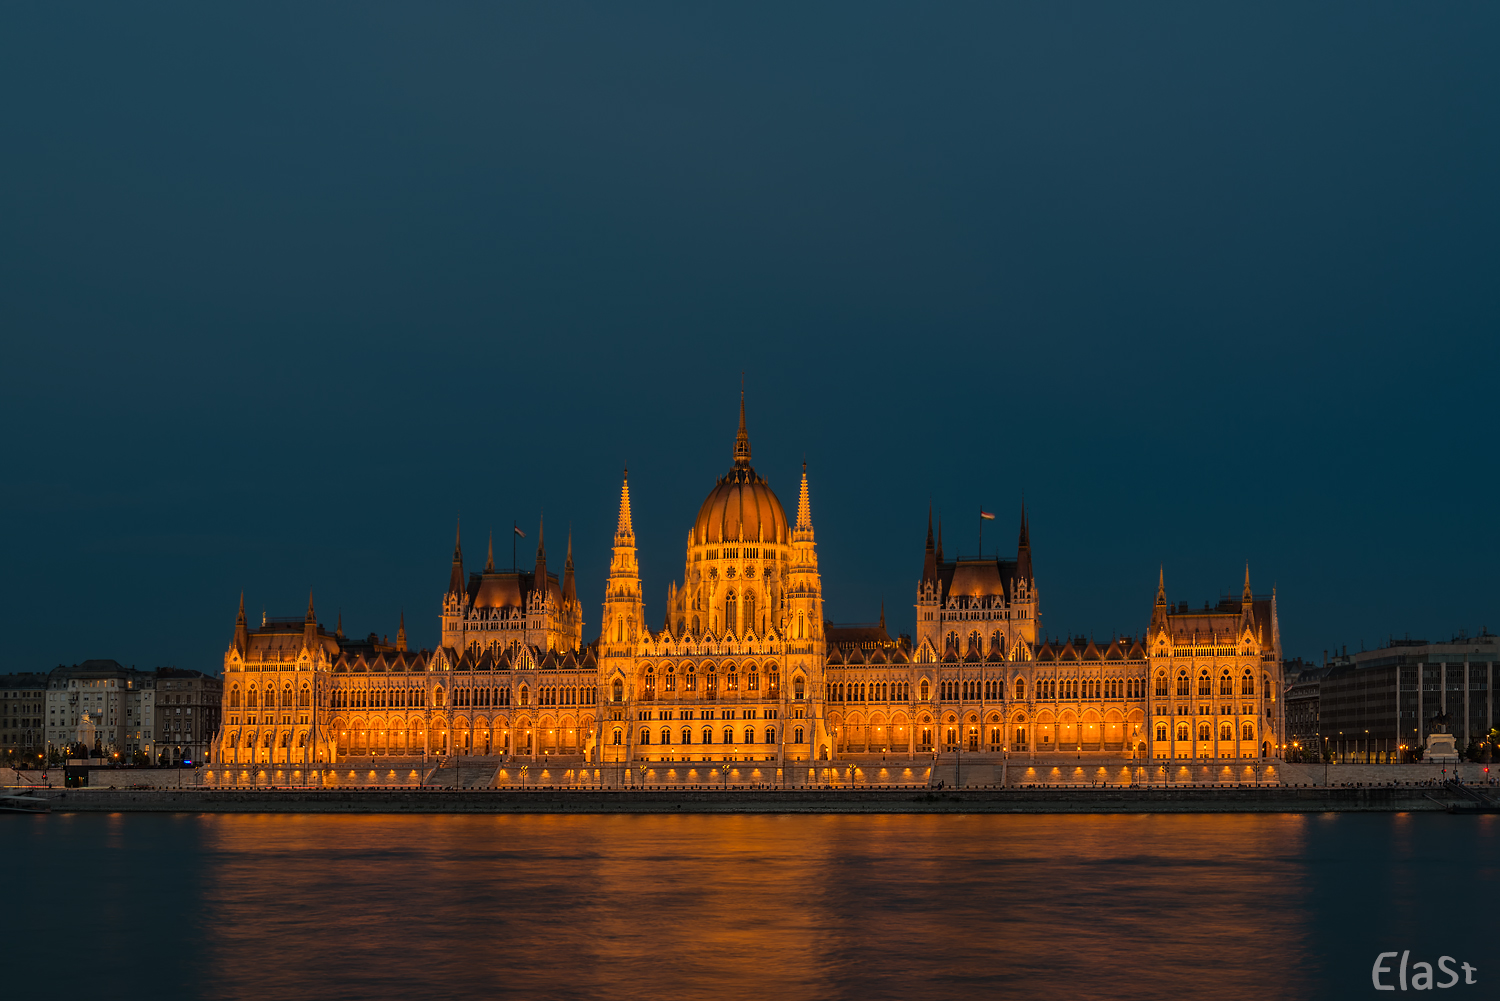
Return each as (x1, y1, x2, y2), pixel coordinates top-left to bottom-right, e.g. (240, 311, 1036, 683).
(794, 462, 814, 538)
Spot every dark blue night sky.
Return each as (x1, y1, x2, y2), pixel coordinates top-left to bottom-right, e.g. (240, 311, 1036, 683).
(2, 5, 1496, 674)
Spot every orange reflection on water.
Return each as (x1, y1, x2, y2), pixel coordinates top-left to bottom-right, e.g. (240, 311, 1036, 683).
(199, 813, 1316, 1000)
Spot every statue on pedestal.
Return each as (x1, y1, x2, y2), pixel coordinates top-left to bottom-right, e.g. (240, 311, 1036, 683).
(1425, 708, 1459, 764)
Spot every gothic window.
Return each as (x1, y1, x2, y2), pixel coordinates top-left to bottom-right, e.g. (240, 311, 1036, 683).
(1176, 670, 1190, 697)
(793, 676, 805, 700)
(1219, 723, 1233, 741)
(519, 686, 528, 706)
(920, 679, 930, 701)
(612, 729, 622, 745)
(682, 727, 693, 744)
(1197, 722, 1211, 741)
(614, 679, 625, 702)
(726, 591, 738, 635)
(247, 687, 258, 709)
(706, 670, 718, 696)
(1242, 722, 1255, 741)
(793, 726, 804, 743)
(692, 615, 701, 635)
(1241, 669, 1255, 695)
(1197, 670, 1211, 697)
(1219, 670, 1233, 697)
(640, 728, 650, 744)
(666, 666, 677, 692)
(686, 667, 698, 692)
(745, 727, 757, 743)
(744, 590, 756, 633)
(229, 686, 241, 709)
(1176, 723, 1190, 741)
(748, 671, 760, 691)
(1015, 678, 1025, 700)
(723, 727, 733, 744)
(766, 727, 776, 744)
(1155, 723, 1168, 742)
(1155, 671, 1168, 698)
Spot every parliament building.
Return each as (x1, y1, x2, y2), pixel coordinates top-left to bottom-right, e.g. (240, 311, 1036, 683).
(212, 396, 1285, 783)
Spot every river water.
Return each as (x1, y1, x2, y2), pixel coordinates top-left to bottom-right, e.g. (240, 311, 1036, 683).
(3, 811, 1495, 999)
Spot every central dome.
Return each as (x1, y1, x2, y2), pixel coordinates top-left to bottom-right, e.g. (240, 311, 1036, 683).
(691, 393, 788, 547)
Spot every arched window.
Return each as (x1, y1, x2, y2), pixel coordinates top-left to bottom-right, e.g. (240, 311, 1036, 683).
(229, 686, 241, 709)
(920, 679, 930, 701)
(685, 666, 697, 692)
(797, 611, 805, 638)
(1263, 672, 1270, 698)
(1242, 670, 1255, 696)
(1015, 677, 1025, 700)
(745, 727, 756, 743)
(1176, 670, 1190, 697)
(614, 678, 625, 702)
(1219, 722, 1233, 741)
(692, 615, 701, 635)
(1154, 671, 1168, 698)
(640, 728, 650, 745)
(1219, 670, 1233, 696)
(748, 670, 760, 691)
(519, 686, 528, 706)
(793, 726, 804, 743)
(793, 676, 805, 700)
(1197, 670, 1211, 697)
(661, 728, 671, 744)
(1242, 722, 1255, 741)
(725, 590, 738, 635)
(744, 590, 756, 633)
(665, 666, 677, 692)
(723, 727, 733, 744)
(702, 727, 713, 744)
(1176, 722, 1190, 741)
(247, 686, 258, 709)
(1197, 722, 1211, 741)
(298, 684, 310, 708)
(1013, 726, 1026, 748)
(682, 728, 693, 744)
(612, 728, 622, 745)
(765, 727, 776, 744)
(1155, 723, 1168, 742)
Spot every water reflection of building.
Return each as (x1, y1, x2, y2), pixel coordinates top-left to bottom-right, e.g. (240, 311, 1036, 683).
(212, 394, 1287, 774)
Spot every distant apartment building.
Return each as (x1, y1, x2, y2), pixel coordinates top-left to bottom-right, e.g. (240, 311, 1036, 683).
(1, 672, 50, 760)
(153, 668, 222, 765)
(1282, 658, 1334, 761)
(42, 661, 220, 762)
(1318, 633, 1498, 762)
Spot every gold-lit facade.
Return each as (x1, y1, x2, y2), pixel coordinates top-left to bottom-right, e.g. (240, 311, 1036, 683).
(213, 395, 1285, 774)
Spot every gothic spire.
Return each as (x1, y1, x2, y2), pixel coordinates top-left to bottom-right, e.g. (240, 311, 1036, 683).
(562, 528, 577, 606)
(1242, 563, 1253, 602)
(486, 530, 494, 573)
(1156, 565, 1166, 607)
(1016, 502, 1032, 580)
(733, 389, 752, 467)
(534, 513, 547, 594)
(447, 517, 465, 596)
(616, 468, 635, 540)
(396, 610, 407, 652)
(793, 462, 815, 542)
(305, 588, 315, 622)
(234, 591, 248, 655)
(922, 506, 938, 584)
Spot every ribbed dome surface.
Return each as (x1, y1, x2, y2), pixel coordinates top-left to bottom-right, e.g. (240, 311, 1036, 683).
(692, 465, 788, 546)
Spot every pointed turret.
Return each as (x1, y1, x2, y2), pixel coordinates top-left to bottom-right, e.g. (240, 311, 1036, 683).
(793, 462, 814, 542)
(233, 592, 248, 656)
(1016, 502, 1032, 580)
(922, 506, 938, 584)
(336, 609, 344, 640)
(486, 530, 495, 573)
(447, 518, 465, 596)
(303, 589, 318, 651)
(1156, 565, 1167, 607)
(1242, 563, 1253, 602)
(616, 467, 635, 542)
(879, 601, 886, 633)
(396, 610, 407, 652)
(562, 529, 577, 607)
(534, 514, 547, 599)
(734, 390, 751, 467)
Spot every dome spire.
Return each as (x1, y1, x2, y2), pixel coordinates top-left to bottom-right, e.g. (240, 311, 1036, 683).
(734, 385, 751, 467)
(616, 467, 634, 540)
(794, 461, 814, 541)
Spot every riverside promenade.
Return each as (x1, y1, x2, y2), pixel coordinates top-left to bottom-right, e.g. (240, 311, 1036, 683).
(14, 783, 1488, 815)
